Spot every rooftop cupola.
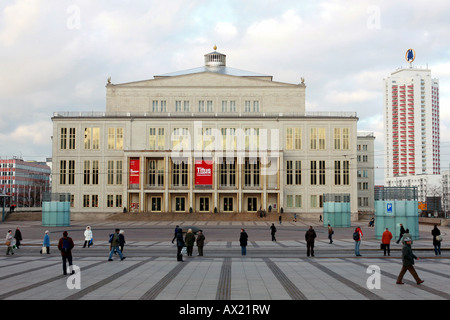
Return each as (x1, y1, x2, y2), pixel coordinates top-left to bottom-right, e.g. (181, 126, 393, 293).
(204, 45, 226, 67)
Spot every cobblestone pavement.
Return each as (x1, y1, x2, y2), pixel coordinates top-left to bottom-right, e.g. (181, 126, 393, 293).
(0, 219, 449, 303)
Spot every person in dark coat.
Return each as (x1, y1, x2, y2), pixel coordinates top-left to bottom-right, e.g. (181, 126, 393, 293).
(305, 226, 317, 257)
(119, 230, 126, 253)
(396, 224, 406, 244)
(196, 230, 205, 256)
(432, 225, 442, 256)
(14, 227, 22, 249)
(396, 237, 424, 285)
(176, 228, 185, 261)
(270, 223, 277, 241)
(239, 229, 248, 256)
(58, 231, 75, 275)
(185, 229, 195, 256)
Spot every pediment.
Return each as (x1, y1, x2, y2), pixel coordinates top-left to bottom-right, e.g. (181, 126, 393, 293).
(108, 71, 299, 89)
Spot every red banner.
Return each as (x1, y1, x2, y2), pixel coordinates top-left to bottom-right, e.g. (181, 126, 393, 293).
(129, 158, 140, 185)
(195, 160, 213, 185)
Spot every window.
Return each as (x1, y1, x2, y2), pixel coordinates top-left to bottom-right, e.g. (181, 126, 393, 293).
(310, 195, 323, 208)
(147, 159, 164, 187)
(60, 160, 66, 185)
(196, 127, 213, 151)
(247, 197, 257, 211)
(198, 100, 205, 112)
(151, 197, 162, 211)
(244, 100, 259, 112)
(107, 195, 114, 208)
(310, 128, 325, 150)
(220, 160, 236, 187)
(334, 128, 349, 150)
(175, 197, 185, 211)
(107, 160, 123, 185)
(334, 161, 341, 185)
(60, 160, 75, 185)
(172, 160, 188, 187)
(244, 159, 260, 187)
(149, 128, 165, 150)
(199, 197, 209, 212)
(84, 127, 100, 150)
(319, 161, 326, 185)
(245, 128, 259, 150)
(83, 195, 90, 207)
(310, 161, 317, 185)
(286, 128, 302, 150)
(60, 127, 76, 150)
(83, 160, 90, 185)
(172, 128, 190, 150)
(91, 195, 98, 208)
(221, 128, 236, 151)
(223, 197, 233, 211)
(286, 160, 293, 185)
(206, 100, 213, 112)
(108, 128, 124, 150)
(343, 160, 349, 185)
(92, 160, 99, 185)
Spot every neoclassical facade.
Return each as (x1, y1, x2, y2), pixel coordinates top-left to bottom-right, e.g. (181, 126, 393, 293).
(52, 48, 359, 219)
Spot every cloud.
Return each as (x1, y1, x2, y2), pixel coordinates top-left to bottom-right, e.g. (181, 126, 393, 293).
(0, 0, 41, 47)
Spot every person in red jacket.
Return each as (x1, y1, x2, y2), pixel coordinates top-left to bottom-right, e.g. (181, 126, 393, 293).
(382, 228, 393, 256)
(354, 227, 363, 256)
(58, 231, 75, 275)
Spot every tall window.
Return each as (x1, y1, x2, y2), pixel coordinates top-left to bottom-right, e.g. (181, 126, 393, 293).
(245, 128, 259, 150)
(310, 128, 326, 150)
(108, 128, 124, 150)
(149, 128, 165, 150)
(84, 127, 100, 150)
(61, 160, 75, 185)
(60, 127, 76, 150)
(172, 160, 188, 187)
(286, 128, 302, 150)
(244, 159, 260, 187)
(220, 160, 236, 187)
(83, 160, 90, 185)
(310, 161, 317, 185)
(147, 159, 164, 187)
(319, 161, 326, 185)
(310, 160, 325, 185)
(172, 128, 189, 150)
(334, 128, 350, 150)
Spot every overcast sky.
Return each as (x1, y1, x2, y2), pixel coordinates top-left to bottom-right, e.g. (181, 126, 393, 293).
(1, 0, 449, 184)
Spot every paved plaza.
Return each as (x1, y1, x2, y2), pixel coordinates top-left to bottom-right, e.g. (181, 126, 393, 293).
(0, 219, 449, 304)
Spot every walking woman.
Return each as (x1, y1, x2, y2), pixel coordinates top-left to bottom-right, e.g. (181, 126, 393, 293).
(432, 225, 442, 256)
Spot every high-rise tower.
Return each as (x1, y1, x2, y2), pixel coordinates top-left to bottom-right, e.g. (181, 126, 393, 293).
(384, 50, 440, 197)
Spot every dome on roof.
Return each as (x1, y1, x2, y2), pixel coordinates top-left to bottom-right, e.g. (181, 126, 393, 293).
(204, 46, 226, 67)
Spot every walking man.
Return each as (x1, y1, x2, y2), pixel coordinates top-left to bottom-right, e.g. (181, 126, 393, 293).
(58, 231, 75, 275)
(270, 223, 277, 241)
(327, 224, 333, 244)
(396, 223, 406, 244)
(396, 237, 424, 285)
(108, 229, 126, 261)
(305, 226, 317, 257)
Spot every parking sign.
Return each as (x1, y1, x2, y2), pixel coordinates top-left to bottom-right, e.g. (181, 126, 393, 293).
(387, 203, 393, 213)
